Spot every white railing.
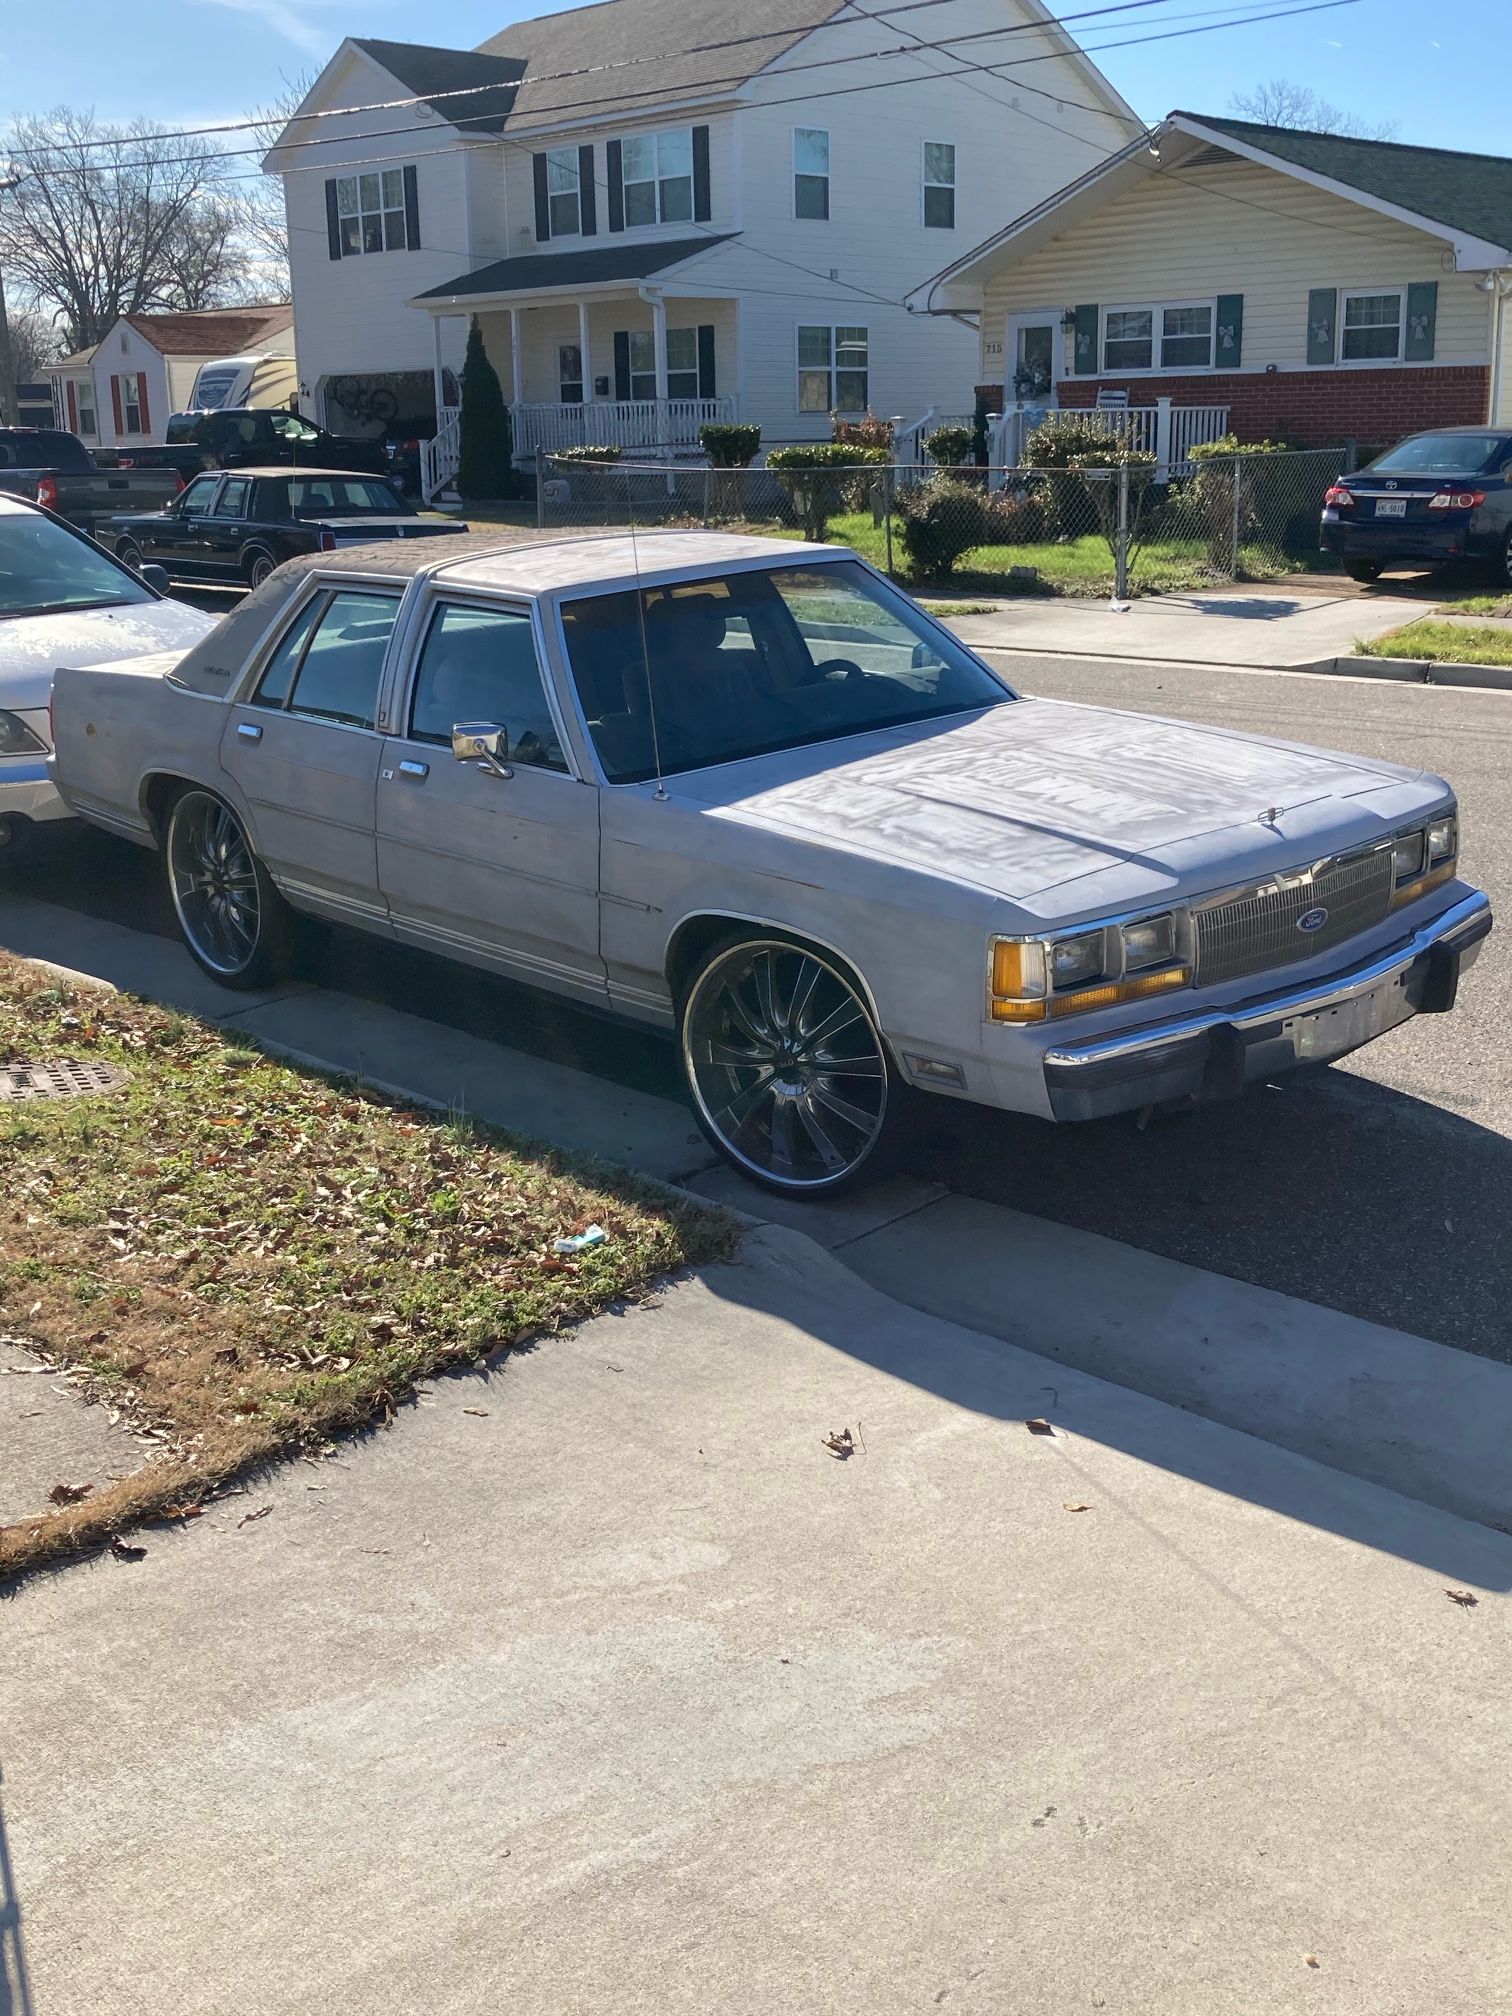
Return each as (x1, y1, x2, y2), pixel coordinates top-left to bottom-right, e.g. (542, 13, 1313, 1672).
(989, 397, 1230, 480)
(510, 397, 733, 464)
(895, 408, 979, 477)
(420, 404, 462, 505)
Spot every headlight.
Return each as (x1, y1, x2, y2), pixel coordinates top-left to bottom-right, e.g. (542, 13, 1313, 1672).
(990, 913, 1191, 1023)
(1427, 817, 1457, 864)
(1391, 813, 1457, 908)
(1049, 932, 1105, 989)
(1392, 830, 1425, 883)
(1121, 913, 1177, 972)
(0, 710, 46, 757)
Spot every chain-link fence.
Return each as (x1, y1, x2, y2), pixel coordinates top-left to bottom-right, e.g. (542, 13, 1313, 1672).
(537, 448, 1347, 598)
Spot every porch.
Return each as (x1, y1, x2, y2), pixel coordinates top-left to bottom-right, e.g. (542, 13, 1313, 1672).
(894, 396, 1232, 481)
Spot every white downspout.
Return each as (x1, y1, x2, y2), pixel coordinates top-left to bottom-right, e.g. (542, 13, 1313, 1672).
(1489, 276, 1509, 426)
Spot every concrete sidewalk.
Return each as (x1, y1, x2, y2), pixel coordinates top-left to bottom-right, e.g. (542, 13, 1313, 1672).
(3, 1226, 1509, 2015)
(946, 586, 1423, 670)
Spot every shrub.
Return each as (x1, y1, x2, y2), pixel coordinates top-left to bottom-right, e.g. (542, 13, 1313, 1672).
(924, 424, 973, 470)
(1186, 434, 1289, 567)
(831, 412, 894, 451)
(978, 489, 1047, 546)
(897, 480, 990, 583)
(767, 443, 889, 541)
(1024, 413, 1129, 469)
(552, 444, 623, 465)
(699, 422, 761, 468)
(455, 319, 517, 501)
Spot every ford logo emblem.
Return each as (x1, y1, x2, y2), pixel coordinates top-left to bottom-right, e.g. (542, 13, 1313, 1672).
(1297, 906, 1329, 933)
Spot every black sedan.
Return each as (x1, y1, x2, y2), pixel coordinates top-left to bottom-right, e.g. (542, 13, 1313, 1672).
(1320, 426, 1512, 585)
(102, 468, 469, 590)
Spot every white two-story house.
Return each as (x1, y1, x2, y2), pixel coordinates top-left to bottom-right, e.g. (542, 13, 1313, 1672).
(267, 0, 1138, 493)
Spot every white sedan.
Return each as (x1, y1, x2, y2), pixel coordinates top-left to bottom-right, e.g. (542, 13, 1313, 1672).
(49, 529, 1491, 1196)
(0, 494, 216, 857)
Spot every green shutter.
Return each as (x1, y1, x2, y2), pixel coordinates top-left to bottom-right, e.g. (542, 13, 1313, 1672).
(1072, 303, 1099, 376)
(1405, 281, 1438, 362)
(1306, 288, 1337, 366)
(1215, 292, 1243, 368)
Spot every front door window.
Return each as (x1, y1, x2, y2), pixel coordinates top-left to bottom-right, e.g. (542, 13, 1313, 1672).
(1013, 323, 1055, 400)
(559, 343, 584, 404)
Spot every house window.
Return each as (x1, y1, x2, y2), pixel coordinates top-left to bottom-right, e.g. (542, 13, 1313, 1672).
(923, 142, 955, 229)
(546, 148, 582, 237)
(336, 169, 409, 254)
(76, 387, 97, 436)
(1160, 304, 1212, 369)
(121, 376, 143, 433)
(797, 326, 868, 413)
(794, 128, 829, 221)
(559, 343, 583, 403)
(1103, 309, 1153, 372)
(1101, 302, 1216, 373)
(1341, 289, 1403, 362)
(627, 331, 657, 401)
(666, 328, 699, 400)
(621, 129, 692, 227)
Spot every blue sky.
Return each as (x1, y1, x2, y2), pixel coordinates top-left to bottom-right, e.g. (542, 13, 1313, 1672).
(3, 0, 1505, 158)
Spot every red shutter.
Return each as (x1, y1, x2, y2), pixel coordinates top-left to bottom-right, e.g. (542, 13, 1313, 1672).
(137, 372, 151, 437)
(110, 375, 124, 434)
(66, 381, 78, 430)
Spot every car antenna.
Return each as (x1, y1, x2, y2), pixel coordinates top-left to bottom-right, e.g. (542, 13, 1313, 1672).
(625, 472, 668, 802)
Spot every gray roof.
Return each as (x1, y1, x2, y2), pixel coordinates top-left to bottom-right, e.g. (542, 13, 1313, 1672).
(416, 234, 736, 302)
(351, 38, 527, 134)
(477, 0, 844, 130)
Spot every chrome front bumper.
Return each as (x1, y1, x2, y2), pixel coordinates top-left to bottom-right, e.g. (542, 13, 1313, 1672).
(1042, 888, 1493, 1122)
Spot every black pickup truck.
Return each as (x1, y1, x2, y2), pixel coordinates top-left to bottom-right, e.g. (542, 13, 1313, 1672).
(111, 407, 391, 483)
(0, 428, 181, 537)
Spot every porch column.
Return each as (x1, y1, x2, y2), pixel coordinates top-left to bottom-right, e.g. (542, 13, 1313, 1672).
(650, 294, 669, 402)
(431, 315, 447, 419)
(509, 308, 524, 405)
(577, 300, 593, 403)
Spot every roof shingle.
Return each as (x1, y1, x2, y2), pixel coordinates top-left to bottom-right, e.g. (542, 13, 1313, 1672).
(350, 38, 526, 134)
(416, 234, 736, 301)
(121, 308, 293, 357)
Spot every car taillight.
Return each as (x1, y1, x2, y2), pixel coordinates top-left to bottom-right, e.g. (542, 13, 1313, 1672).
(1428, 489, 1486, 510)
(116, 456, 134, 469)
(35, 476, 58, 509)
(318, 528, 337, 551)
(1323, 485, 1354, 508)
(173, 471, 187, 493)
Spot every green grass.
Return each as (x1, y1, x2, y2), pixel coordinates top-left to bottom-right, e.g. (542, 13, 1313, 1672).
(0, 956, 732, 1581)
(1357, 619, 1512, 666)
(1435, 592, 1512, 618)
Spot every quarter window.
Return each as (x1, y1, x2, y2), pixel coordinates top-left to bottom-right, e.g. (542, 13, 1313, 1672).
(798, 325, 869, 413)
(284, 590, 399, 729)
(336, 169, 409, 255)
(546, 148, 582, 237)
(621, 128, 692, 227)
(1341, 289, 1403, 362)
(251, 596, 324, 709)
(409, 603, 566, 772)
(923, 142, 955, 229)
(794, 128, 829, 221)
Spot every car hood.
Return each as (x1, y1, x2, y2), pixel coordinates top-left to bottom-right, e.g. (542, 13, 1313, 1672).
(671, 698, 1445, 916)
(1, 598, 218, 711)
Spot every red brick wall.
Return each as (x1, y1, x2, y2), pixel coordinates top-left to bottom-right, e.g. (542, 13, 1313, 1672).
(973, 366, 1489, 447)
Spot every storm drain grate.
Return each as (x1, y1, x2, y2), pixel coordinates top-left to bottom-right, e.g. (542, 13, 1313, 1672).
(0, 1060, 131, 1103)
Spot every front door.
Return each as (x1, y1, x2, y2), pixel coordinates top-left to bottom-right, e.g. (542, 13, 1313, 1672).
(376, 596, 605, 1001)
(144, 471, 220, 573)
(1007, 313, 1058, 403)
(220, 584, 398, 929)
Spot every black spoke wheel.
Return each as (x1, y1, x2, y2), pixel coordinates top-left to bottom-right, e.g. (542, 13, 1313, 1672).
(165, 789, 290, 989)
(245, 548, 276, 589)
(680, 934, 902, 1196)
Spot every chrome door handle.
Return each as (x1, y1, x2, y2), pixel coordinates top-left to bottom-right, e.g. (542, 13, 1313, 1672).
(236, 721, 262, 741)
(398, 759, 430, 780)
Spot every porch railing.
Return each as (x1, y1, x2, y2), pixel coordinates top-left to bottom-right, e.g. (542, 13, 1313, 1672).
(420, 404, 462, 504)
(986, 397, 1231, 481)
(511, 397, 734, 464)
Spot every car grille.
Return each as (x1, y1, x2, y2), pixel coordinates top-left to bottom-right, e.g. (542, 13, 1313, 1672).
(1193, 846, 1395, 988)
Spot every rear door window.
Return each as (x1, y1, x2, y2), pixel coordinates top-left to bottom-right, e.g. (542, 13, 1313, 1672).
(286, 590, 400, 729)
(214, 477, 251, 518)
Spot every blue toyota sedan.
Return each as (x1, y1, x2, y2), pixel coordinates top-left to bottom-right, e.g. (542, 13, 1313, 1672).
(1320, 426, 1512, 585)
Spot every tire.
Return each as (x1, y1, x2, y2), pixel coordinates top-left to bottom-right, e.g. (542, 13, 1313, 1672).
(678, 930, 907, 1198)
(1498, 531, 1512, 591)
(115, 539, 143, 574)
(163, 788, 292, 990)
(1345, 559, 1383, 584)
(244, 547, 278, 590)
(0, 814, 33, 866)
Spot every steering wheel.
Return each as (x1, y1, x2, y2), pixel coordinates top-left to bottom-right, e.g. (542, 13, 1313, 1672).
(800, 657, 866, 686)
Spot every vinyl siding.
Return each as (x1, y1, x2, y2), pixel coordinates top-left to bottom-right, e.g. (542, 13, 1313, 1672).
(978, 157, 1494, 383)
(91, 322, 171, 446)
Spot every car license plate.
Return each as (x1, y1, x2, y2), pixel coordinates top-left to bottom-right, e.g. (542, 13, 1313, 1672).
(1375, 498, 1407, 518)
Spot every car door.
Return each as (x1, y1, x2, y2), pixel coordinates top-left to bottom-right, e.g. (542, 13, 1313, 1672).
(203, 473, 252, 579)
(144, 472, 221, 572)
(219, 584, 398, 931)
(376, 595, 606, 1002)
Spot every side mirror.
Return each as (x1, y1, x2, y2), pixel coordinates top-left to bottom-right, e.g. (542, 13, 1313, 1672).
(139, 563, 171, 595)
(451, 721, 513, 780)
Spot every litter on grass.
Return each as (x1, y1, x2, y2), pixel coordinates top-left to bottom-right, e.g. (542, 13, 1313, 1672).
(553, 1225, 610, 1254)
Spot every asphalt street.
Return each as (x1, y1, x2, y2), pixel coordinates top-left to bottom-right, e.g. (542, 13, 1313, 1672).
(11, 652, 1510, 1359)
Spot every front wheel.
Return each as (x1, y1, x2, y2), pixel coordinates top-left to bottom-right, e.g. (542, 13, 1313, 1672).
(678, 933, 905, 1197)
(1345, 559, 1383, 583)
(115, 539, 143, 574)
(164, 788, 291, 989)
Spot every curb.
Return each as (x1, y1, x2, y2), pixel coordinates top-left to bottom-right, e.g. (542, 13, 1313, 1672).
(967, 637, 1512, 693)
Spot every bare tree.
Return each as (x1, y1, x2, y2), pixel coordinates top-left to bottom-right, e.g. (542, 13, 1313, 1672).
(0, 107, 251, 348)
(4, 298, 62, 380)
(1228, 80, 1398, 141)
(233, 72, 314, 304)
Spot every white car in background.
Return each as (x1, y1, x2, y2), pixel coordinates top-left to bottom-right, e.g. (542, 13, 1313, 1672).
(0, 495, 217, 857)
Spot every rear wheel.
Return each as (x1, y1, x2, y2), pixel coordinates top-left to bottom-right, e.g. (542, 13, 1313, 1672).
(1345, 559, 1383, 583)
(678, 932, 905, 1197)
(115, 539, 143, 574)
(164, 788, 291, 989)
(244, 547, 277, 590)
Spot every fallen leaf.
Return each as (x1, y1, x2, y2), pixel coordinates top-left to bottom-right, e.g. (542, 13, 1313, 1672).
(1026, 1418, 1055, 1437)
(463, 1407, 490, 1417)
(238, 1505, 273, 1528)
(48, 1481, 94, 1506)
(1304, 1956, 1320, 1969)
(109, 1534, 146, 1562)
(1063, 1502, 1092, 1513)
(1445, 1588, 1479, 1609)
(821, 1428, 855, 1459)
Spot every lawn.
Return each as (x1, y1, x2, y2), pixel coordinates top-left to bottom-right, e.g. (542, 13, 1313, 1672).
(0, 955, 732, 1581)
(1435, 592, 1512, 618)
(1357, 619, 1512, 667)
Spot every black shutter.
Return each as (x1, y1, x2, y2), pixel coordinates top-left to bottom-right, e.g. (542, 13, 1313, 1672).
(607, 139, 625, 233)
(403, 164, 421, 249)
(613, 330, 631, 401)
(697, 324, 716, 398)
(579, 144, 597, 235)
(1215, 292, 1243, 368)
(324, 179, 342, 260)
(533, 153, 551, 242)
(1405, 281, 1438, 361)
(692, 125, 711, 223)
(1072, 303, 1099, 375)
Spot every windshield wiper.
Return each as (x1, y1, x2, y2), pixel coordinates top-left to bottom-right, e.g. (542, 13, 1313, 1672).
(2, 597, 136, 620)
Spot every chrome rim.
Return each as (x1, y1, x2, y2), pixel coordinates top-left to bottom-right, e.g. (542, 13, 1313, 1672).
(683, 941, 887, 1189)
(167, 793, 261, 976)
(248, 553, 273, 586)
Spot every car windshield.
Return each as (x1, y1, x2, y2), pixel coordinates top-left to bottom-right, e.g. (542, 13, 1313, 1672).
(560, 559, 1011, 783)
(286, 477, 406, 515)
(1367, 433, 1510, 477)
(0, 512, 151, 618)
